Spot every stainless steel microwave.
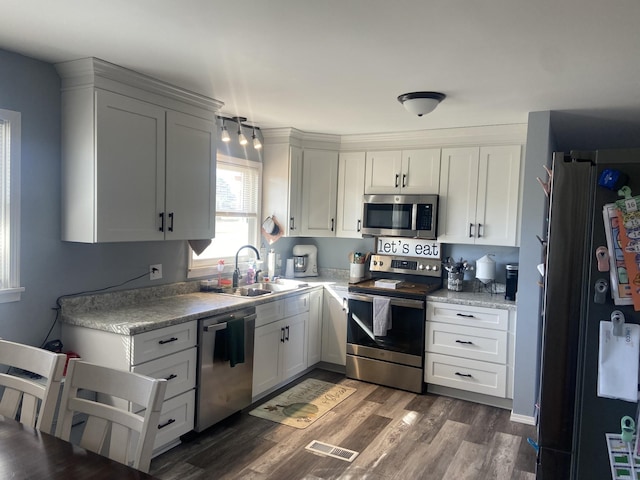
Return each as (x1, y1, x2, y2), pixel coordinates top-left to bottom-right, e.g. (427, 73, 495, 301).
(361, 194, 438, 239)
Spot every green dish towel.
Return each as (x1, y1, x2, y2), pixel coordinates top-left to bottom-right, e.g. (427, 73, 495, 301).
(226, 317, 245, 367)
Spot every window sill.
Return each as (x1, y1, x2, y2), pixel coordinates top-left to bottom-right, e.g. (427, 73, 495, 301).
(0, 287, 25, 304)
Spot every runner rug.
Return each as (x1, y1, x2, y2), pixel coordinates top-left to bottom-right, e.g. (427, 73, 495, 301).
(249, 378, 356, 429)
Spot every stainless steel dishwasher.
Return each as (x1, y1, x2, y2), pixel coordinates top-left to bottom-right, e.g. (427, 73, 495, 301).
(195, 306, 256, 432)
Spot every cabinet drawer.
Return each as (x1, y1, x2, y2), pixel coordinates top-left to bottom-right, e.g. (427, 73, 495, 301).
(427, 302, 508, 331)
(131, 321, 197, 365)
(153, 389, 195, 451)
(426, 322, 507, 364)
(256, 299, 284, 327)
(285, 293, 309, 317)
(132, 347, 196, 401)
(425, 353, 507, 398)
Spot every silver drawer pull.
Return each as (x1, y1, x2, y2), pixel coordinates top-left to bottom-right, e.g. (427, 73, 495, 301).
(456, 313, 475, 318)
(455, 340, 474, 345)
(158, 337, 178, 345)
(455, 372, 473, 378)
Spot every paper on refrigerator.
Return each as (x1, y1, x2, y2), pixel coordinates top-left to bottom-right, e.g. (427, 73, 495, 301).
(598, 320, 640, 402)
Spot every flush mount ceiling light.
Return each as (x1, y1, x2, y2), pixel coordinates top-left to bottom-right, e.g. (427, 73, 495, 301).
(397, 92, 446, 116)
(232, 116, 248, 146)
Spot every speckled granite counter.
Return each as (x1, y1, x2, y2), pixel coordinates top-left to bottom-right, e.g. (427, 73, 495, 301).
(427, 289, 516, 310)
(60, 277, 344, 336)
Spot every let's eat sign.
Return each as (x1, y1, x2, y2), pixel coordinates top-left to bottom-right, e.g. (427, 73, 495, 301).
(377, 237, 441, 259)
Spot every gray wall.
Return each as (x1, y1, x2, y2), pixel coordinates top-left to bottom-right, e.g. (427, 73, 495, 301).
(512, 111, 555, 417)
(0, 49, 192, 346)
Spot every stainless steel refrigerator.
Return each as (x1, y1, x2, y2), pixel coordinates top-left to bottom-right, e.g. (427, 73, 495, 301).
(537, 149, 640, 479)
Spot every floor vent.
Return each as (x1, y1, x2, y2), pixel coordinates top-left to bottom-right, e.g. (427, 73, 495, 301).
(305, 440, 359, 462)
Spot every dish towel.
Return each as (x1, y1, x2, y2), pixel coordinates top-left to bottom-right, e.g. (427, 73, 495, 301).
(226, 317, 246, 367)
(598, 320, 640, 402)
(373, 297, 392, 337)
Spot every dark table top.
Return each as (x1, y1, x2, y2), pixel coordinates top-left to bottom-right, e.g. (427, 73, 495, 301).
(0, 415, 159, 479)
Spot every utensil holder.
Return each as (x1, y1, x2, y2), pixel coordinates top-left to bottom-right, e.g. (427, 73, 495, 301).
(349, 263, 365, 283)
(447, 272, 464, 291)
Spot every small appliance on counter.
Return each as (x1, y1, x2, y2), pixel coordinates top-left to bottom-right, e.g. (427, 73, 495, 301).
(505, 263, 518, 300)
(292, 245, 318, 277)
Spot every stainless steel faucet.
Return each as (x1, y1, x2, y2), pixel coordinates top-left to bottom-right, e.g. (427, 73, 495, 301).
(233, 245, 261, 287)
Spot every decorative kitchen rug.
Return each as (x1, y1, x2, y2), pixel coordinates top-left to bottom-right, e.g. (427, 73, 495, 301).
(249, 379, 356, 429)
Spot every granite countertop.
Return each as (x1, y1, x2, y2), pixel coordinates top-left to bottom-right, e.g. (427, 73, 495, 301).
(60, 277, 341, 336)
(427, 288, 516, 310)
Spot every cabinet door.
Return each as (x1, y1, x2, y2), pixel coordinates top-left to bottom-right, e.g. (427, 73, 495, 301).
(336, 151, 366, 238)
(288, 145, 303, 235)
(300, 149, 339, 237)
(437, 147, 480, 244)
(321, 286, 347, 366)
(95, 90, 166, 242)
(307, 289, 323, 366)
(165, 111, 216, 240)
(282, 313, 308, 380)
(364, 150, 402, 194)
(475, 145, 522, 246)
(401, 148, 441, 194)
(252, 320, 284, 397)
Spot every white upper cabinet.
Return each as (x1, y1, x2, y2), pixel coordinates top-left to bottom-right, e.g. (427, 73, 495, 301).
(57, 57, 221, 243)
(300, 149, 339, 237)
(336, 151, 366, 238)
(262, 143, 303, 236)
(364, 148, 441, 195)
(438, 145, 522, 246)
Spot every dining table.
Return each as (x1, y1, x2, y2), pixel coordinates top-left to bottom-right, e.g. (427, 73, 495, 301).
(0, 415, 159, 479)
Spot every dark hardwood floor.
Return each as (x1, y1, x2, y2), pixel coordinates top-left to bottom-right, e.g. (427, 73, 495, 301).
(151, 369, 537, 480)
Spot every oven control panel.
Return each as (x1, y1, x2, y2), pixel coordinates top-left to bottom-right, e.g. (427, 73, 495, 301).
(369, 254, 441, 277)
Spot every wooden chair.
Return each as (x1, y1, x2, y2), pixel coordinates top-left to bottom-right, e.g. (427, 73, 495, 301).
(0, 339, 66, 434)
(55, 358, 167, 473)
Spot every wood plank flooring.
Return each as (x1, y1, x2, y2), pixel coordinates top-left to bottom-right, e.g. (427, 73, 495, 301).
(150, 369, 537, 480)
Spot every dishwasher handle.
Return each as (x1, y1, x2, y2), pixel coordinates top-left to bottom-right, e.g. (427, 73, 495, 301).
(203, 313, 256, 332)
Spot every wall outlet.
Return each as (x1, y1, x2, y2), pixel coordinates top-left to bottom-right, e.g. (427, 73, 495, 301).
(150, 264, 162, 280)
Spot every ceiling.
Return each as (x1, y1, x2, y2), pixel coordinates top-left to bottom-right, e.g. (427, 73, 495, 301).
(2, 0, 640, 136)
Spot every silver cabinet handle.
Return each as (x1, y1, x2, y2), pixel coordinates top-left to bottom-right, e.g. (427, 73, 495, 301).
(290, 217, 295, 230)
(357, 219, 361, 232)
(477, 223, 482, 238)
(469, 223, 474, 238)
(402, 174, 407, 188)
(204, 322, 227, 333)
(395, 174, 399, 188)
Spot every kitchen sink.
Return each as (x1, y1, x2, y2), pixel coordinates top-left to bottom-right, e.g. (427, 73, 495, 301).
(214, 286, 272, 297)
(210, 279, 309, 297)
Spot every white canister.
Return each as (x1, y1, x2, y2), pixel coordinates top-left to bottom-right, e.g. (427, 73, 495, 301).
(267, 250, 276, 278)
(285, 258, 295, 278)
(475, 254, 496, 284)
(349, 263, 365, 283)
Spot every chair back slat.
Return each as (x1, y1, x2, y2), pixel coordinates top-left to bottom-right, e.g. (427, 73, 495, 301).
(0, 340, 66, 434)
(56, 359, 167, 473)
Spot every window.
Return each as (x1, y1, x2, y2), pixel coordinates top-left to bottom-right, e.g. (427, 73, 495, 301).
(188, 154, 262, 278)
(0, 108, 23, 303)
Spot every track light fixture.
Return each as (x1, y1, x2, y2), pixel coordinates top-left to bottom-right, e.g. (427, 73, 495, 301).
(220, 118, 231, 142)
(252, 126, 262, 150)
(218, 116, 262, 150)
(232, 116, 248, 146)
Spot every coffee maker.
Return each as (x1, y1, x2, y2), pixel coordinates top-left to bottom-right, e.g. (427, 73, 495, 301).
(292, 245, 318, 277)
(505, 263, 518, 301)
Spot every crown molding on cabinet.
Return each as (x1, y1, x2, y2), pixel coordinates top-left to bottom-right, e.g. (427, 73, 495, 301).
(262, 127, 341, 150)
(263, 123, 528, 151)
(56, 57, 224, 115)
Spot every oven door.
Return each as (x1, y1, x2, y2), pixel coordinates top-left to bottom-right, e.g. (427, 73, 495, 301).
(347, 293, 425, 366)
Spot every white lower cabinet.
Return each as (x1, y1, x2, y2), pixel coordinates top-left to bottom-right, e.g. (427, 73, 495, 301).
(307, 288, 323, 366)
(252, 294, 310, 399)
(425, 302, 515, 400)
(60, 321, 197, 455)
(321, 285, 348, 366)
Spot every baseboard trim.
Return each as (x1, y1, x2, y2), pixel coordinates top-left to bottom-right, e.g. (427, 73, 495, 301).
(510, 412, 537, 425)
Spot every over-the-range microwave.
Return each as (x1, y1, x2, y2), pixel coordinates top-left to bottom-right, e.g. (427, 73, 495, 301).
(361, 194, 438, 239)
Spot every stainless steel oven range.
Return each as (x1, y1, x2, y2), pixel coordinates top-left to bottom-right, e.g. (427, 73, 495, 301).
(346, 254, 442, 393)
